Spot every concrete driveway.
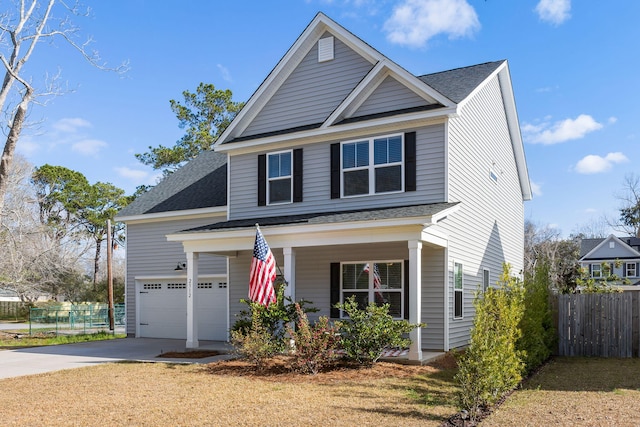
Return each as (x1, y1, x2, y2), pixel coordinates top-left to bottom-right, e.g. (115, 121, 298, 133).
(0, 338, 234, 380)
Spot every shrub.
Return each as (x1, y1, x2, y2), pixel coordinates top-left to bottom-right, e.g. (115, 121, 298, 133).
(230, 309, 281, 370)
(335, 296, 422, 366)
(518, 262, 555, 374)
(455, 264, 525, 421)
(286, 303, 342, 374)
(231, 285, 317, 350)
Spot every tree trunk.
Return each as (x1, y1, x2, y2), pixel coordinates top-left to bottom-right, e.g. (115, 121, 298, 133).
(0, 88, 33, 216)
(93, 237, 103, 289)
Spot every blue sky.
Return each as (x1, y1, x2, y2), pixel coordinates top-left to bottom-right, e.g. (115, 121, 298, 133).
(13, 0, 639, 237)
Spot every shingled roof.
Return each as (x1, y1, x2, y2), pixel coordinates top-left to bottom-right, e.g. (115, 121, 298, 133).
(116, 150, 227, 217)
(418, 60, 505, 104)
(178, 202, 459, 234)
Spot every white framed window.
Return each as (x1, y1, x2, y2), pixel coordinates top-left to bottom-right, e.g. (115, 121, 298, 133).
(483, 268, 490, 292)
(267, 150, 292, 204)
(626, 262, 637, 278)
(341, 134, 403, 197)
(454, 262, 463, 319)
(340, 261, 404, 319)
(591, 263, 601, 278)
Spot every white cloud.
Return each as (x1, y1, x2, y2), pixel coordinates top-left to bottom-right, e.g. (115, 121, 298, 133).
(535, 0, 571, 25)
(115, 166, 149, 181)
(523, 114, 603, 145)
(383, 0, 480, 48)
(530, 180, 543, 197)
(217, 64, 232, 82)
(53, 117, 92, 133)
(575, 152, 629, 174)
(71, 139, 107, 156)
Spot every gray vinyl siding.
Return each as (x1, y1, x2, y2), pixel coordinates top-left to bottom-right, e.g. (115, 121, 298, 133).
(227, 242, 445, 350)
(442, 74, 525, 349)
(586, 241, 639, 259)
(352, 75, 430, 118)
(125, 217, 227, 336)
(229, 123, 446, 220)
(241, 33, 374, 137)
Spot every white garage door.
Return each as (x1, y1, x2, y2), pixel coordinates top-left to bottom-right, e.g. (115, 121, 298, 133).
(138, 277, 228, 341)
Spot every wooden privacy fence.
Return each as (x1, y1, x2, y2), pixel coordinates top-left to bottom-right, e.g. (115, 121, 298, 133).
(554, 292, 640, 358)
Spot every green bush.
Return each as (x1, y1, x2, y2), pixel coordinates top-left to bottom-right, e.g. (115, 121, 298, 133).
(335, 296, 422, 366)
(455, 264, 525, 421)
(518, 262, 555, 374)
(286, 303, 342, 375)
(231, 285, 317, 350)
(230, 309, 281, 370)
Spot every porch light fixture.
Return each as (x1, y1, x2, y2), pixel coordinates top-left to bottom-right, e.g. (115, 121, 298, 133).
(174, 262, 186, 271)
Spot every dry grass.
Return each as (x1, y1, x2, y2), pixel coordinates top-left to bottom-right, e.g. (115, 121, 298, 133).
(483, 357, 640, 427)
(0, 355, 459, 427)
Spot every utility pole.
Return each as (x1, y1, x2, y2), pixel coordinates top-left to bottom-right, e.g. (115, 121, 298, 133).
(107, 219, 114, 331)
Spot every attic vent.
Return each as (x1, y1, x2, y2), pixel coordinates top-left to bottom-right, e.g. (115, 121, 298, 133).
(318, 37, 334, 62)
(610, 242, 615, 249)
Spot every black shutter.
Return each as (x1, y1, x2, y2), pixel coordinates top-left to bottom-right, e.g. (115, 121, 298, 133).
(330, 143, 340, 199)
(404, 260, 410, 320)
(257, 154, 266, 206)
(623, 263, 627, 277)
(404, 132, 416, 192)
(330, 262, 340, 318)
(293, 148, 303, 202)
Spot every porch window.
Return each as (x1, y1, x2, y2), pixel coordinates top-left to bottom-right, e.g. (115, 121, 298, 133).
(267, 150, 292, 204)
(340, 261, 403, 318)
(341, 134, 403, 197)
(626, 262, 637, 278)
(454, 262, 463, 319)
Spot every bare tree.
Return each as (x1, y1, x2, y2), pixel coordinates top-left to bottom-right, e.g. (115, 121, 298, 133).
(0, 155, 87, 302)
(0, 0, 127, 215)
(609, 173, 640, 237)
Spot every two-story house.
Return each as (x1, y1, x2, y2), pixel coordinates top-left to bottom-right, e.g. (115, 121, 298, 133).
(579, 235, 640, 286)
(115, 12, 531, 361)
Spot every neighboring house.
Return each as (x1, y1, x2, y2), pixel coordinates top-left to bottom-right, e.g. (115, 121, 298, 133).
(578, 235, 640, 286)
(116, 13, 531, 361)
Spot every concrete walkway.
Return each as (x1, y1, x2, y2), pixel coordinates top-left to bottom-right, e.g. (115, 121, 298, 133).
(0, 338, 234, 380)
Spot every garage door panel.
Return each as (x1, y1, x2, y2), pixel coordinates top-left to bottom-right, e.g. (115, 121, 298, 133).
(139, 279, 227, 341)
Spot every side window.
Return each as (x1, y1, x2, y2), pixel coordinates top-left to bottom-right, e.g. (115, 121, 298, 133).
(482, 268, 490, 292)
(454, 262, 463, 319)
(591, 263, 601, 278)
(267, 151, 292, 205)
(626, 262, 637, 278)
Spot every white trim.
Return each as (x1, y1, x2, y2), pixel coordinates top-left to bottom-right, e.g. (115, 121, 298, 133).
(116, 206, 226, 224)
(214, 108, 453, 155)
(443, 246, 450, 352)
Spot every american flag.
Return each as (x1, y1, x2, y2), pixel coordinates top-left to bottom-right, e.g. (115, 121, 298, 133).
(249, 226, 277, 307)
(364, 263, 385, 304)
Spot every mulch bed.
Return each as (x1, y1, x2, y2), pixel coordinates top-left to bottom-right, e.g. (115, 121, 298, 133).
(203, 351, 458, 384)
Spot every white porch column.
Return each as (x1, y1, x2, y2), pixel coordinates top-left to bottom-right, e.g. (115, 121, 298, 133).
(282, 247, 296, 302)
(408, 240, 423, 361)
(186, 251, 199, 349)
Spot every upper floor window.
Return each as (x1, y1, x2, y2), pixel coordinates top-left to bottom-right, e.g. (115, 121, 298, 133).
(258, 149, 302, 206)
(267, 151, 292, 204)
(454, 262, 463, 319)
(341, 134, 403, 197)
